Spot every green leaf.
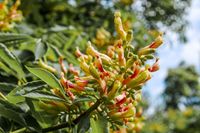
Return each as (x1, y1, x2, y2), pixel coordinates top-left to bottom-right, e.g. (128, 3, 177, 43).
(0, 99, 26, 126)
(0, 127, 5, 133)
(0, 33, 33, 46)
(35, 39, 48, 60)
(6, 81, 45, 104)
(6, 87, 25, 104)
(26, 67, 69, 102)
(0, 82, 17, 94)
(91, 115, 108, 133)
(0, 99, 41, 132)
(25, 98, 48, 127)
(16, 50, 35, 63)
(16, 80, 46, 95)
(77, 115, 90, 133)
(0, 43, 25, 79)
(65, 51, 79, 65)
(22, 91, 65, 102)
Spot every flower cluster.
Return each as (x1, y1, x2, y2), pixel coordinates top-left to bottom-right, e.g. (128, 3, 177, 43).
(39, 11, 163, 132)
(0, 0, 22, 31)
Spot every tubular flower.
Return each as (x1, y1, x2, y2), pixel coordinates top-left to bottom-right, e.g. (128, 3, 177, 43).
(38, 11, 163, 132)
(114, 11, 127, 40)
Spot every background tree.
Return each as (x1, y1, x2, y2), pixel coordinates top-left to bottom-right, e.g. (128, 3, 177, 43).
(164, 62, 200, 109)
(141, 63, 200, 133)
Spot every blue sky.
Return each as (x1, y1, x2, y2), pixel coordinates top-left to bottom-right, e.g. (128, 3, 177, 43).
(144, 0, 200, 111)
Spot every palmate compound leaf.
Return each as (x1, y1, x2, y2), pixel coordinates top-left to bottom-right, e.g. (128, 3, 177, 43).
(26, 67, 70, 103)
(0, 43, 25, 79)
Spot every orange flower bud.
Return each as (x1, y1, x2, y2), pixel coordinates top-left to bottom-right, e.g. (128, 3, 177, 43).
(59, 57, 67, 74)
(75, 47, 83, 57)
(69, 64, 79, 76)
(148, 35, 163, 48)
(115, 92, 127, 106)
(75, 76, 88, 88)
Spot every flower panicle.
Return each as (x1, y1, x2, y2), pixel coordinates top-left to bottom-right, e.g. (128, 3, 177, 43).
(38, 11, 163, 132)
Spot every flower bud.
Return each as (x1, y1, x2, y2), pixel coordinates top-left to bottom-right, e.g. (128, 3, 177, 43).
(89, 63, 100, 79)
(111, 104, 136, 119)
(86, 41, 99, 57)
(115, 92, 127, 106)
(75, 47, 83, 57)
(126, 70, 151, 88)
(69, 64, 79, 76)
(38, 59, 57, 73)
(121, 105, 136, 118)
(123, 65, 140, 85)
(117, 44, 126, 66)
(59, 57, 67, 74)
(126, 30, 133, 43)
(79, 60, 90, 75)
(144, 54, 154, 59)
(149, 35, 163, 48)
(98, 79, 107, 94)
(107, 46, 115, 58)
(125, 55, 138, 69)
(99, 53, 112, 65)
(138, 48, 156, 56)
(75, 77, 88, 88)
(114, 11, 127, 40)
(108, 80, 122, 100)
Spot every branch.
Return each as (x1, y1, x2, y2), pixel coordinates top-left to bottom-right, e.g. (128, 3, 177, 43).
(40, 99, 102, 133)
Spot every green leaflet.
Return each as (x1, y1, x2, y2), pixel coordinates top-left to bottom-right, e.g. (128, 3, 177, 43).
(26, 67, 69, 102)
(0, 99, 41, 132)
(0, 33, 33, 46)
(90, 115, 108, 133)
(0, 43, 25, 79)
(35, 39, 48, 60)
(22, 91, 65, 102)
